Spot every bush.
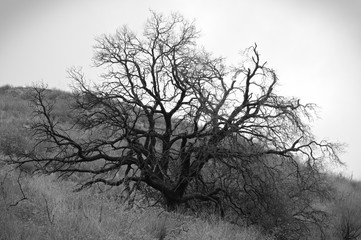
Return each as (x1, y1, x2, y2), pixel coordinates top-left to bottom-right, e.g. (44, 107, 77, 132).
(0, 84, 12, 93)
(193, 150, 331, 239)
(0, 123, 30, 158)
(330, 179, 361, 240)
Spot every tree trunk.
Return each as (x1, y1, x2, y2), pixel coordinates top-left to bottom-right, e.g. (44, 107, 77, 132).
(163, 188, 185, 211)
(165, 197, 180, 211)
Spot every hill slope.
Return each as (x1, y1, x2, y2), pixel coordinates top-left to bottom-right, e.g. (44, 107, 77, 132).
(2, 85, 361, 240)
(0, 85, 273, 240)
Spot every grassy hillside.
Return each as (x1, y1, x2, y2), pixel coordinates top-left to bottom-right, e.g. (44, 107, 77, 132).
(1, 85, 361, 239)
(0, 85, 273, 239)
(0, 164, 272, 240)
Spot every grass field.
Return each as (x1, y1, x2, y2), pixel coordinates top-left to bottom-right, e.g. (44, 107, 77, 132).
(2, 85, 361, 239)
(0, 163, 272, 240)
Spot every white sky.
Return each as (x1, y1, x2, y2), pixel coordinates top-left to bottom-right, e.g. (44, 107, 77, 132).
(1, 0, 360, 179)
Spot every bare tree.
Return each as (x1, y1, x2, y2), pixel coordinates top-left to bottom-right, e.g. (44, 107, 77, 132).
(12, 12, 341, 238)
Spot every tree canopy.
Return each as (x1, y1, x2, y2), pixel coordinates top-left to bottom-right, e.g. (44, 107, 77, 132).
(11, 12, 341, 239)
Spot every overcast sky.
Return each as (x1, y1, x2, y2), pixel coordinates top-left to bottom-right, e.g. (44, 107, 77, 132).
(1, 0, 360, 179)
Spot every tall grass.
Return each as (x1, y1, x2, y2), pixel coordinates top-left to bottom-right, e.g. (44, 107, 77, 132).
(0, 86, 272, 239)
(0, 164, 272, 240)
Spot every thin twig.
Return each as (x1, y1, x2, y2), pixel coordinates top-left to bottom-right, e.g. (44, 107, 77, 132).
(9, 173, 28, 207)
(0, 170, 10, 203)
(42, 193, 55, 224)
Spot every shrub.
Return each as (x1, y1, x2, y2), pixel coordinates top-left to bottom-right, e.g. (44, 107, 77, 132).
(0, 84, 12, 93)
(330, 181, 361, 240)
(0, 123, 30, 158)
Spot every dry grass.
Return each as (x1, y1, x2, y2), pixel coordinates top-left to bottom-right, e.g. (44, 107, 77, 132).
(2, 86, 361, 239)
(0, 164, 272, 240)
(0, 86, 272, 239)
